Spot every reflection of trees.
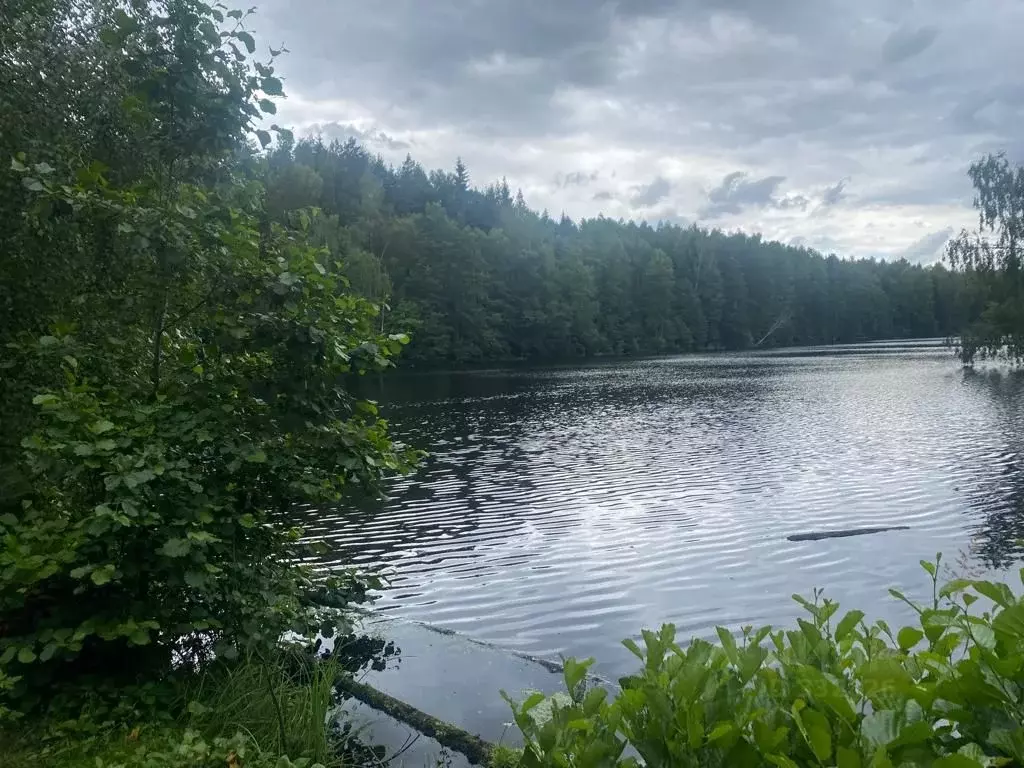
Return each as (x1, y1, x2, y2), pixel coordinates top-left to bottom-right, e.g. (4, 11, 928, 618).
(301, 359, 774, 578)
(297, 368, 554, 571)
(960, 368, 1024, 569)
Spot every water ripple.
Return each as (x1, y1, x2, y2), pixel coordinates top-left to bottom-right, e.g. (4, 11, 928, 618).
(303, 342, 1024, 677)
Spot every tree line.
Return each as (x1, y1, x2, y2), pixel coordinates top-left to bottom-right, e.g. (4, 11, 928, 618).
(259, 138, 985, 365)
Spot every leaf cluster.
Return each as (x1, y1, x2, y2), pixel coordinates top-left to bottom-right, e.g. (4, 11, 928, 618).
(506, 557, 1024, 767)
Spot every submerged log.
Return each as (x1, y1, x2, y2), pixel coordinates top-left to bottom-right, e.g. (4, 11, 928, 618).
(787, 526, 910, 542)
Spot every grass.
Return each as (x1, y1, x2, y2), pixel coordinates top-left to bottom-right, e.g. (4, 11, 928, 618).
(185, 650, 342, 764)
(0, 650, 345, 768)
(488, 745, 523, 767)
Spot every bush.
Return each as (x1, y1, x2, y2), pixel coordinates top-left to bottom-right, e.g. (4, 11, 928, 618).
(0, 0, 416, 713)
(505, 556, 1024, 767)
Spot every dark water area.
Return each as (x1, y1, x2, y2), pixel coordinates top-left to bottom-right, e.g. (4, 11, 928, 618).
(303, 339, 1024, 679)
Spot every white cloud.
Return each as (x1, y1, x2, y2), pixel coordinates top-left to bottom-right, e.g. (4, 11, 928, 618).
(254, 0, 1023, 259)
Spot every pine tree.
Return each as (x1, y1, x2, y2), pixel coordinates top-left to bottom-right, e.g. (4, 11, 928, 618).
(454, 157, 469, 192)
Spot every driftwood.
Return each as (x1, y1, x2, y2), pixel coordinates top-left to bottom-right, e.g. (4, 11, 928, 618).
(336, 675, 495, 765)
(787, 526, 910, 542)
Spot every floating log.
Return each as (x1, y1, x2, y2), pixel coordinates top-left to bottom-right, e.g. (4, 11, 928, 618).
(787, 526, 910, 542)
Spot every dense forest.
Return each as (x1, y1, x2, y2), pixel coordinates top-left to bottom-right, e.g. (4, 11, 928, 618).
(258, 138, 982, 365)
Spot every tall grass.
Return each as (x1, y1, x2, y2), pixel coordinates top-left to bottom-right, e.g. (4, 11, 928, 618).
(185, 651, 342, 765)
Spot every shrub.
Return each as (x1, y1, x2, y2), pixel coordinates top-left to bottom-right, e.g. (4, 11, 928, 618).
(505, 556, 1024, 767)
(0, 0, 415, 712)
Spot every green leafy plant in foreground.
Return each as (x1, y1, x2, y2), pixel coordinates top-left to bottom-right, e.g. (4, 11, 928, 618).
(505, 556, 1024, 767)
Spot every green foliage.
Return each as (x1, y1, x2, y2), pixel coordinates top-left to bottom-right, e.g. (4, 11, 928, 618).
(4, 724, 326, 768)
(185, 652, 342, 763)
(505, 557, 1024, 767)
(947, 153, 1024, 365)
(490, 745, 525, 768)
(258, 139, 974, 365)
(0, 0, 414, 713)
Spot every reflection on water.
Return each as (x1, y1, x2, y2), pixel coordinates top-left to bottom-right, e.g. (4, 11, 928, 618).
(300, 340, 1024, 678)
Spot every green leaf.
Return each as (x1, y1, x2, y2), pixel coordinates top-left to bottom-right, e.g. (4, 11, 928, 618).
(245, 449, 267, 463)
(239, 513, 256, 528)
(17, 647, 36, 664)
(129, 629, 151, 645)
(88, 419, 115, 434)
(707, 722, 735, 743)
(32, 393, 58, 405)
(90, 565, 116, 586)
(622, 637, 643, 660)
(158, 538, 191, 558)
(992, 603, 1024, 644)
(794, 666, 856, 723)
(686, 704, 705, 750)
(227, 9, 243, 19)
(888, 721, 934, 749)
(256, 129, 272, 148)
(897, 626, 923, 650)
(262, 76, 284, 95)
(973, 580, 1015, 608)
(716, 626, 739, 665)
(259, 98, 277, 114)
(837, 746, 862, 768)
(836, 610, 865, 641)
(800, 707, 833, 762)
(753, 722, 788, 753)
(939, 579, 974, 598)
(21, 177, 43, 192)
(236, 30, 256, 53)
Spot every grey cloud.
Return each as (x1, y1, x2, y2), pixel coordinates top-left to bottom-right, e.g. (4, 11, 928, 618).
(882, 25, 939, 64)
(776, 194, 809, 211)
(701, 172, 786, 218)
(593, 191, 615, 201)
(899, 228, 953, 264)
(820, 179, 848, 206)
(560, 170, 600, 187)
(310, 122, 410, 150)
(631, 176, 672, 207)
(256, 0, 1023, 255)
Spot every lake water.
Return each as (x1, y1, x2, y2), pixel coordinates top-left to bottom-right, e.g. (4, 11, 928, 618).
(306, 340, 1024, 679)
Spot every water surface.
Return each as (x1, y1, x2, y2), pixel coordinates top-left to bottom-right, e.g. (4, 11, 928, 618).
(306, 340, 1024, 678)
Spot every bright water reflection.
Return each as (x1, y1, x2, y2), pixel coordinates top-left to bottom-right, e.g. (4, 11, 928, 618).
(303, 340, 1024, 677)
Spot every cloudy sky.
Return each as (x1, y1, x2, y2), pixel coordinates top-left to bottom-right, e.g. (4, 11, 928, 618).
(253, 0, 1024, 263)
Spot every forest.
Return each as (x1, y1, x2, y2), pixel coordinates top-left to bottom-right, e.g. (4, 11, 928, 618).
(259, 138, 981, 365)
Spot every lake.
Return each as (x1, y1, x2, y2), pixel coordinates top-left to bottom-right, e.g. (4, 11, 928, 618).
(305, 340, 1024, 679)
